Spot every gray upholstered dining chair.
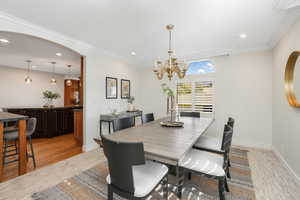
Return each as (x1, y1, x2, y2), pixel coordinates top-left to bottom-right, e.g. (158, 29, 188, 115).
(101, 136, 169, 200)
(3, 118, 37, 168)
(193, 117, 235, 175)
(179, 124, 234, 200)
(180, 111, 200, 118)
(141, 113, 155, 124)
(112, 116, 135, 132)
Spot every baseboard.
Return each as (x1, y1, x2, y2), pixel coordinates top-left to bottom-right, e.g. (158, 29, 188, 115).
(232, 139, 272, 150)
(83, 142, 99, 152)
(272, 146, 300, 184)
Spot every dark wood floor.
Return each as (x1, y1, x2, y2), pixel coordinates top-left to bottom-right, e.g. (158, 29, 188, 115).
(3, 133, 82, 182)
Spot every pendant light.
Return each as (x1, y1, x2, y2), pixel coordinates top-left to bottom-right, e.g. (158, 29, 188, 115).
(25, 60, 32, 84)
(66, 65, 72, 86)
(50, 61, 57, 85)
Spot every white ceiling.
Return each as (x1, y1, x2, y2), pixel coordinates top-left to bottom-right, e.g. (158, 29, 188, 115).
(0, 0, 300, 67)
(0, 32, 81, 74)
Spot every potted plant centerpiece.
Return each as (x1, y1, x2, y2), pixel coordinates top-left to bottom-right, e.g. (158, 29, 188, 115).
(43, 90, 60, 108)
(161, 83, 183, 127)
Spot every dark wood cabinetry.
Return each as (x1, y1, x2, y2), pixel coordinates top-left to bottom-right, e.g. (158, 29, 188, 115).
(7, 107, 82, 138)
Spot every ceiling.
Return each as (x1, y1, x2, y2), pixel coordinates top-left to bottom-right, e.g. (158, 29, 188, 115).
(0, 0, 300, 67)
(0, 32, 81, 74)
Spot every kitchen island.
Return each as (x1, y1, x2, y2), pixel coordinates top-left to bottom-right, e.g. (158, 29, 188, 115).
(7, 106, 82, 138)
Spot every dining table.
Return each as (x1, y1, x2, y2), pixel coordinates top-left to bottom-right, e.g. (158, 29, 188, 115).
(0, 112, 28, 182)
(104, 116, 214, 197)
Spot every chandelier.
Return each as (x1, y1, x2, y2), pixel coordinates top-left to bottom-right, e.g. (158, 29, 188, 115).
(153, 24, 188, 80)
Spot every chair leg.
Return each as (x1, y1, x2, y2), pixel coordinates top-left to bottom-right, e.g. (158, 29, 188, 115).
(224, 177, 230, 192)
(28, 136, 37, 168)
(14, 139, 18, 154)
(3, 139, 8, 166)
(228, 159, 231, 167)
(162, 176, 168, 200)
(187, 172, 192, 180)
(108, 184, 113, 200)
(218, 178, 226, 200)
(226, 167, 231, 179)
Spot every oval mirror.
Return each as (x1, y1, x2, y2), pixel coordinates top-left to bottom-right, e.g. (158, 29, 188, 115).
(285, 51, 300, 107)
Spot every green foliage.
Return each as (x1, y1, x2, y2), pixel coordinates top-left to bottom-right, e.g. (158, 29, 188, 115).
(43, 90, 61, 100)
(161, 83, 174, 97)
(127, 96, 135, 104)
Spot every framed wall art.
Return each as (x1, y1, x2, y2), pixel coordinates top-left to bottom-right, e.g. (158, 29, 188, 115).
(106, 77, 118, 99)
(121, 79, 130, 99)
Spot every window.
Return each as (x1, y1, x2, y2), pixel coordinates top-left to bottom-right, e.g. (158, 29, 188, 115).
(177, 60, 215, 114)
(177, 81, 214, 113)
(186, 60, 215, 75)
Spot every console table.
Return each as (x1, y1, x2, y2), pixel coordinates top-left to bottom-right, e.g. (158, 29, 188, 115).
(0, 112, 28, 182)
(99, 111, 142, 136)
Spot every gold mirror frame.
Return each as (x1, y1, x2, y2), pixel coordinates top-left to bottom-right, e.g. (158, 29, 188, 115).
(285, 51, 300, 107)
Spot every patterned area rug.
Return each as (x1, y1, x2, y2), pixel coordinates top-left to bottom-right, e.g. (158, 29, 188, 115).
(32, 148, 256, 200)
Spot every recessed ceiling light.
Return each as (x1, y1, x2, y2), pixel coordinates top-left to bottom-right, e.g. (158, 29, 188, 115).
(239, 33, 247, 39)
(0, 38, 10, 46)
(56, 52, 62, 57)
(131, 51, 136, 56)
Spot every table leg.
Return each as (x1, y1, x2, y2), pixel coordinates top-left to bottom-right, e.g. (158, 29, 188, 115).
(176, 165, 184, 198)
(0, 122, 3, 182)
(18, 119, 27, 175)
(99, 120, 102, 137)
(108, 122, 111, 134)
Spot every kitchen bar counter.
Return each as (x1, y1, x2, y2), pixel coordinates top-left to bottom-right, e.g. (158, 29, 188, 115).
(7, 106, 83, 138)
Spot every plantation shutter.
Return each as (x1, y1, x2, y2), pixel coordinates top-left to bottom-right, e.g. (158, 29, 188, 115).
(194, 81, 214, 113)
(177, 82, 192, 111)
(176, 81, 214, 113)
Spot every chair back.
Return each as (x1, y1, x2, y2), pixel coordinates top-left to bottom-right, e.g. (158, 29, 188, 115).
(221, 124, 233, 153)
(112, 117, 135, 132)
(102, 136, 145, 194)
(227, 117, 235, 128)
(27, 118, 37, 136)
(142, 113, 154, 124)
(180, 112, 200, 118)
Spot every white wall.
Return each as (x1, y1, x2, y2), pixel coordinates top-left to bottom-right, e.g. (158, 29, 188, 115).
(272, 17, 300, 180)
(84, 51, 140, 151)
(138, 50, 273, 149)
(0, 65, 64, 108)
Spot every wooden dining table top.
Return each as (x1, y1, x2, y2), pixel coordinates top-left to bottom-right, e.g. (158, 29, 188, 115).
(105, 117, 214, 165)
(0, 112, 28, 122)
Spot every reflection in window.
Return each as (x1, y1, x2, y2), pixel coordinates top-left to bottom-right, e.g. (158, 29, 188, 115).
(186, 60, 215, 75)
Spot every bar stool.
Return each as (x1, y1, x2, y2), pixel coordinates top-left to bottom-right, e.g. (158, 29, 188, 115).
(3, 118, 37, 168)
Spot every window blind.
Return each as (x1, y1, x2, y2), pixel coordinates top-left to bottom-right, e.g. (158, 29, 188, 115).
(176, 81, 214, 113)
(177, 82, 192, 111)
(194, 81, 214, 113)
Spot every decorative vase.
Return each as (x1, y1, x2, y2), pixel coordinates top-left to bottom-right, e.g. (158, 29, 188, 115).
(128, 103, 134, 111)
(44, 98, 54, 108)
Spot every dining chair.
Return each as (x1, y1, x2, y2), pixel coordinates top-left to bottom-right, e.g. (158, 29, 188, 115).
(180, 111, 200, 118)
(112, 116, 135, 132)
(193, 117, 235, 174)
(179, 124, 233, 200)
(3, 118, 37, 168)
(141, 113, 155, 124)
(101, 136, 169, 200)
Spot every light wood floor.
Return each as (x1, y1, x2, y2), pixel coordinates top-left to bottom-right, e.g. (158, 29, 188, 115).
(0, 147, 299, 200)
(2, 134, 82, 182)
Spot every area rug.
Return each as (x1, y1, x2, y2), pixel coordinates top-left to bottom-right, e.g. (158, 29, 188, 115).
(32, 148, 256, 200)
